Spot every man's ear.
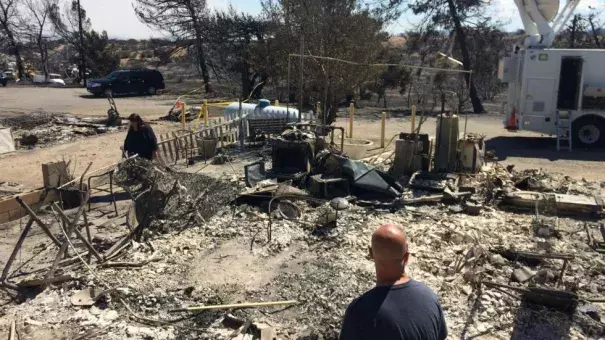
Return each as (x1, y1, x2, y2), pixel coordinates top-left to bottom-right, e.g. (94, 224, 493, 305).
(402, 252, 410, 265)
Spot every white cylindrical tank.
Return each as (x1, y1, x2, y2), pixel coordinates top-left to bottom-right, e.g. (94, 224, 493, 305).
(253, 105, 300, 123)
(224, 100, 300, 122)
(224, 103, 257, 120)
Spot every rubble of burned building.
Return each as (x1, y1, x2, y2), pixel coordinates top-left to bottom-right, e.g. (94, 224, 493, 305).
(0, 111, 127, 149)
(1, 123, 604, 340)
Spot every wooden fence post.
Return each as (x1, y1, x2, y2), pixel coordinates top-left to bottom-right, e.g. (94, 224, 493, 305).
(349, 102, 355, 138)
(381, 111, 386, 149)
(218, 118, 224, 149)
(411, 105, 417, 134)
(204, 99, 209, 126)
(181, 102, 187, 130)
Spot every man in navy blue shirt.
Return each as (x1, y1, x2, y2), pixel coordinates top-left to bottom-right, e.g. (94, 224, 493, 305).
(340, 224, 448, 340)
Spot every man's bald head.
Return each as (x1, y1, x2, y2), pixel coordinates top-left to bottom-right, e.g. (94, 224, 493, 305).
(370, 224, 410, 282)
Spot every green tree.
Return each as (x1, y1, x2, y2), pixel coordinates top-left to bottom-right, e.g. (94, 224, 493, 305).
(78, 30, 119, 77)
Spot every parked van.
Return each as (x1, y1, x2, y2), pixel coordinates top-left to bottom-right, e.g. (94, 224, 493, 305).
(87, 68, 165, 97)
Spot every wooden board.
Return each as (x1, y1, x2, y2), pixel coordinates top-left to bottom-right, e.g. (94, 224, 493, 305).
(159, 134, 168, 160)
(503, 191, 602, 215)
(164, 134, 174, 161)
(171, 132, 180, 161)
(42, 161, 69, 188)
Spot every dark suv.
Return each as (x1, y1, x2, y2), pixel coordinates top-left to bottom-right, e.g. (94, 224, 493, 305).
(87, 69, 165, 97)
(0, 72, 7, 87)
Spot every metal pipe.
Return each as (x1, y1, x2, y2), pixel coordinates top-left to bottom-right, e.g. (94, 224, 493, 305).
(287, 55, 291, 117)
(52, 202, 103, 262)
(380, 112, 386, 148)
(411, 105, 416, 134)
(1, 218, 35, 281)
(287, 53, 473, 74)
(16, 196, 62, 247)
(464, 72, 472, 137)
(299, 34, 304, 121)
(169, 300, 299, 313)
(239, 98, 244, 149)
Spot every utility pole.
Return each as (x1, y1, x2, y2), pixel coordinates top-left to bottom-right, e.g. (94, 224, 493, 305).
(77, 0, 87, 87)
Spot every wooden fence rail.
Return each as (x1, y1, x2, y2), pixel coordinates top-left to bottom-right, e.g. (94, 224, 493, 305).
(157, 112, 248, 165)
(158, 110, 315, 165)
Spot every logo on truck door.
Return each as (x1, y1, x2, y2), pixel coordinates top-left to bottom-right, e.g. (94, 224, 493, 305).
(539, 54, 548, 61)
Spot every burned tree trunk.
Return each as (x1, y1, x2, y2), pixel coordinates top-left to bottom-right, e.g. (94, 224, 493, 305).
(9, 35, 24, 80)
(2, 30, 24, 79)
(446, 0, 484, 114)
(0, 0, 24, 79)
(195, 31, 212, 93)
(570, 15, 579, 48)
(38, 38, 49, 81)
(186, 0, 212, 93)
(241, 64, 253, 100)
(588, 15, 602, 48)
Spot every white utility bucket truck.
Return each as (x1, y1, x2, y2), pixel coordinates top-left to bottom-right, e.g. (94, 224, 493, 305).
(499, 0, 605, 150)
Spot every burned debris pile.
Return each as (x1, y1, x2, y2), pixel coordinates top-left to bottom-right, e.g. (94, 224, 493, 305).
(1, 125, 605, 340)
(0, 111, 127, 149)
(114, 157, 241, 236)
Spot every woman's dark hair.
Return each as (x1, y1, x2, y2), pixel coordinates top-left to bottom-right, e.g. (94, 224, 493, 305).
(128, 113, 144, 129)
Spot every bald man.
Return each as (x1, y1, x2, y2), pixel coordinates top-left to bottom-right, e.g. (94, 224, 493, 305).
(340, 224, 447, 340)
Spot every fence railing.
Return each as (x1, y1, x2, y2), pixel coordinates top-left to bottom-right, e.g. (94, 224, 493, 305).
(157, 108, 316, 165)
(157, 113, 247, 165)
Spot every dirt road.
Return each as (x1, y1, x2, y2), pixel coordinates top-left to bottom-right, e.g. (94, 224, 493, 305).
(336, 113, 605, 182)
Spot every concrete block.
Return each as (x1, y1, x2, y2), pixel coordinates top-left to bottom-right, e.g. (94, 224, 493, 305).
(0, 189, 59, 224)
(42, 161, 69, 188)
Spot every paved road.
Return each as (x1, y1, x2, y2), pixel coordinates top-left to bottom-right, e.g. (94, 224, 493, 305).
(0, 86, 173, 119)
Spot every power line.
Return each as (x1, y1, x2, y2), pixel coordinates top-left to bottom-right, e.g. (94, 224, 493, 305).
(287, 53, 473, 74)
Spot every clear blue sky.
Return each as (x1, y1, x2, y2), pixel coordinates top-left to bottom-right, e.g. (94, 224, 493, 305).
(82, 0, 604, 40)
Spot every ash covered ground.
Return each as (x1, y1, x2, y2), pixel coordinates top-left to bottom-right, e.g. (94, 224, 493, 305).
(1, 158, 605, 340)
(0, 111, 126, 149)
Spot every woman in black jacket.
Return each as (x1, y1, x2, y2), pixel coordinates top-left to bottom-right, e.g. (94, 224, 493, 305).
(123, 113, 158, 160)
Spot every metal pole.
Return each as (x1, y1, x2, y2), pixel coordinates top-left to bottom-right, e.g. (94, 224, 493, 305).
(299, 34, 304, 122)
(411, 105, 417, 134)
(239, 98, 244, 149)
(436, 93, 445, 173)
(77, 0, 86, 87)
(349, 102, 355, 138)
(287, 55, 291, 118)
(381, 112, 386, 148)
(464, 72, 471, 137)
(323, 64, 328, 126)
